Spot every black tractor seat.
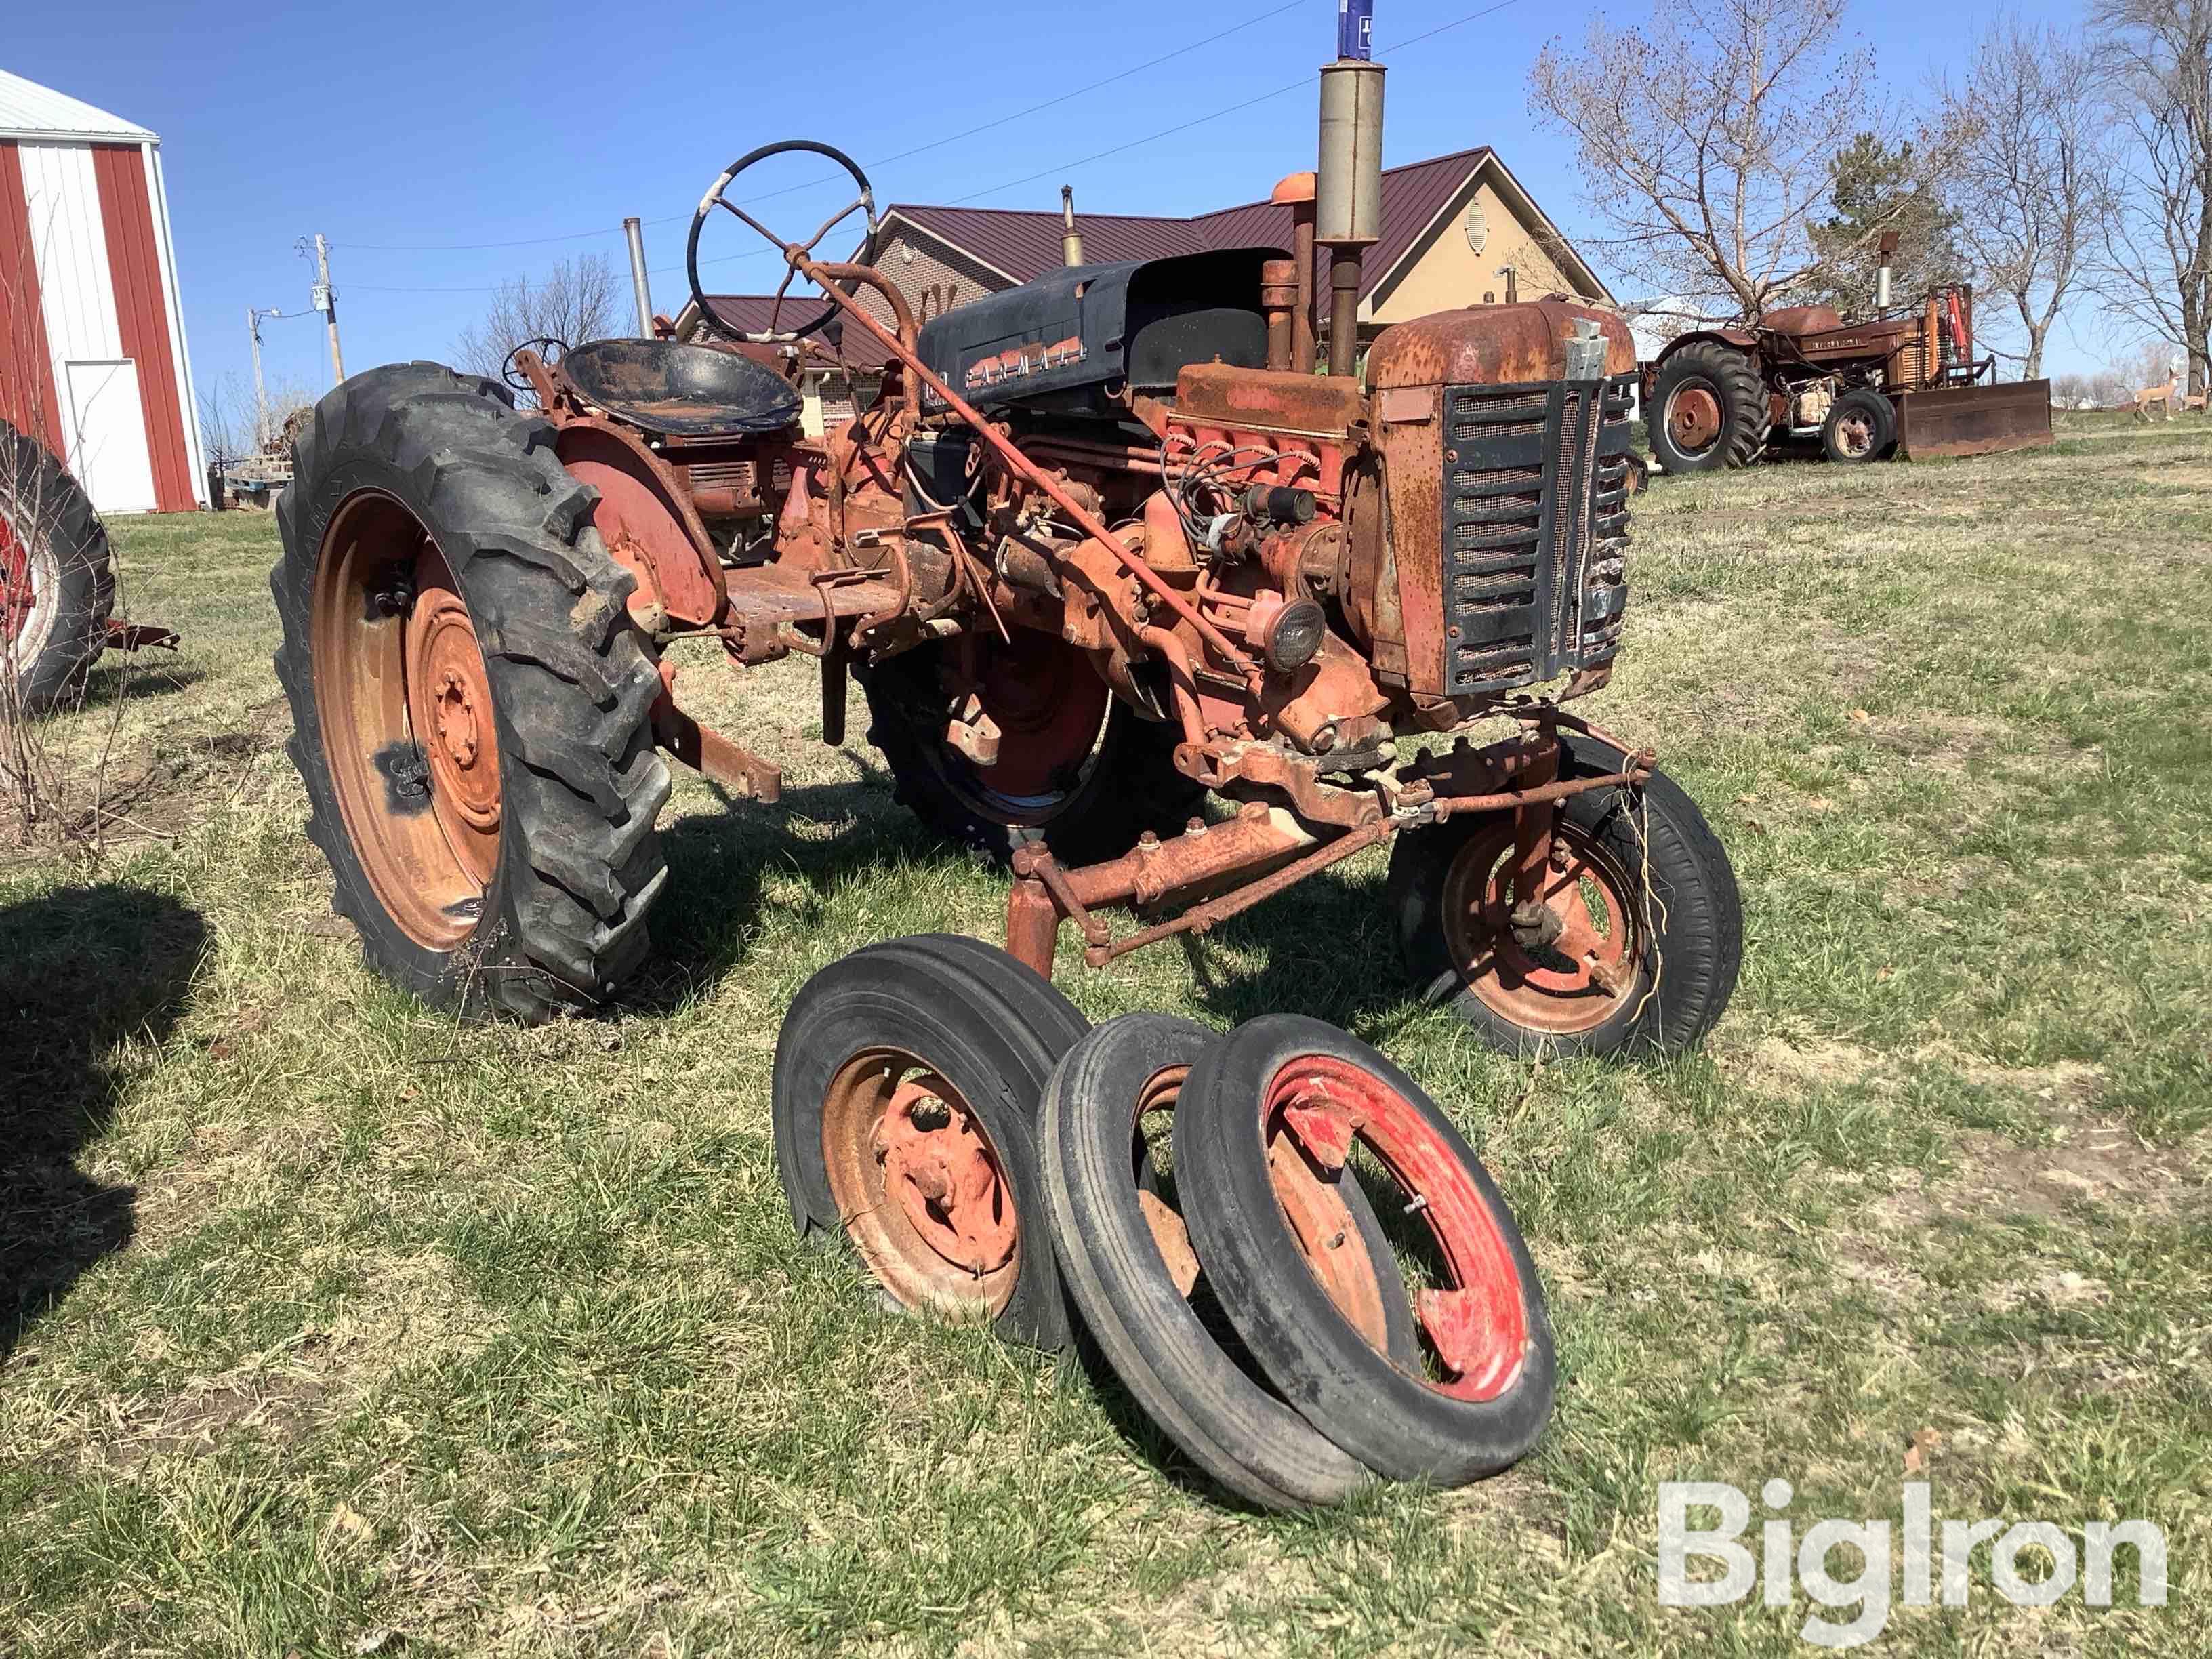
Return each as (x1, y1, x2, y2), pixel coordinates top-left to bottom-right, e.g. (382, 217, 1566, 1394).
(557, 338, 802, 438)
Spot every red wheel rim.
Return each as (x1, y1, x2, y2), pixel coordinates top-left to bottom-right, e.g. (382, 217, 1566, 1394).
(310, 491, 501, 949)
(0, 511, 32, 645)
(820, 1046, 1023, 1317)
(1667, 385, 1723, 453)
(1834, 412, 1875, 459)
(1439, 819, 1641, 1036)
(1264, 1056, 1530, 1401)
(949, 631, 1111, 808)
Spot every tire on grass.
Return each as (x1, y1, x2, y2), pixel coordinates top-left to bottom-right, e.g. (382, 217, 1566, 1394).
(2, 418, 115, 715)
(1647, 342, 1769, 474)
(773, 933, 1086, 1351)
(271, 362, 670, 1021)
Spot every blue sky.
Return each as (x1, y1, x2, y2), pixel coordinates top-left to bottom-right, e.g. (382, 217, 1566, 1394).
(10, 0, 2111, 410)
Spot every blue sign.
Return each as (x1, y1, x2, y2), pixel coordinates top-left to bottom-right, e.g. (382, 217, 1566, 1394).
(1338, 0, 1374, 60)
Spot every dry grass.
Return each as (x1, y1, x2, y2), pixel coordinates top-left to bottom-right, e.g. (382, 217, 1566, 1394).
(3, 413, 2208, 1656)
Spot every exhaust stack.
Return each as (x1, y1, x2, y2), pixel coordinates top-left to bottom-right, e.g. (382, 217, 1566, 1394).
(1315, 56, 1385, 377)
(1877, 230, 1900, 311)
(1061, 186, 1085, 268)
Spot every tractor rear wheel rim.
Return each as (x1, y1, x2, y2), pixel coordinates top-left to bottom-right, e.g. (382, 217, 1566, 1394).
(1264, 1056, 1529, 1401)
(945, 631, 1111, 817)
(0, 510, 35, 646)
(821, 1047, 1021, 1316)
(1667, 384, 1723, 453)
(311, 491, 501, 950)
(1439, 818, 1642, 1035)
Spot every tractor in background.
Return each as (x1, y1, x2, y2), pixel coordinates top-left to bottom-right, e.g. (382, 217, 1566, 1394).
(1643, 251, 2054, 473)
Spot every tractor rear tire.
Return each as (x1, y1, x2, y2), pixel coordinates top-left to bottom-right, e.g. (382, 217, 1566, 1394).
(271, 362, 670, 1021)
(2, 419, 115, 715)
(861, 633, 1204, 867)
(1647, 343, 1769, 474)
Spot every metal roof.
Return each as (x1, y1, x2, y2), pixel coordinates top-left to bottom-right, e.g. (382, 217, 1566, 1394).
(0, 70, 157, 144)
(701, 295, 895, 371)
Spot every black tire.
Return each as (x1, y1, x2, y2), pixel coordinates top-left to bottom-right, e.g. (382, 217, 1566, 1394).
(1821, 388, 1896, 464)
(1387, 731, 1742, 1058)
(773, 934, 1086, 1351)
(1, 419, 115, 715)
(271, 362, 670, 1021)
(1174, 1016, 1556, 1486)
(1041, 1013, 1414, 1510)
(861, 636, 1204, 867)
(1647, 342, 1769, 474)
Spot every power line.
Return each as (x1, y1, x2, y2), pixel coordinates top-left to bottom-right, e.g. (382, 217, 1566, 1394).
(331, 0, 1307, 257)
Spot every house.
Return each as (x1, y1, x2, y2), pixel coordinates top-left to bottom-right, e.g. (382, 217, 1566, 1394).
(0, 70, 205, 512)
(672, 147, 1609, 413)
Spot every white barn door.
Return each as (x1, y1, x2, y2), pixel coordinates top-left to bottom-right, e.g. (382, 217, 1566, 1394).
(64, 359, 157, 515)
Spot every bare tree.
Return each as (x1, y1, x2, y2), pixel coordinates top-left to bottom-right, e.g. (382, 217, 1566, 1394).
(2089, 0, 2212, 394)
(1528, 0, 1937, 320)
(451, 254, 621, 386)
(1938, 21, 2113, 381)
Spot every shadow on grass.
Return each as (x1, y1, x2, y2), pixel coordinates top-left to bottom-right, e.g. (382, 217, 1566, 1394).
(0, 884, 207, 1361)
(77, 653, 210, 705)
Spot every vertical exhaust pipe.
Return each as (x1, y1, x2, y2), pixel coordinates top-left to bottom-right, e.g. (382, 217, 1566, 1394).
(1061, 186, 1085, 268)
(1271, 172, 1318, 370)
(1316, 56, 1385, 377)
(1876, 230, 1900, 312)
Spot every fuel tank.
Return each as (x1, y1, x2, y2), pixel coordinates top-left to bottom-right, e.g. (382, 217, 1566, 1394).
(1365, 302, 1637, 706)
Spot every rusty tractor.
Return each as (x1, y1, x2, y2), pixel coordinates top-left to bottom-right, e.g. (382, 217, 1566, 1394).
(1643, 266, 2055, 473)
(270, 64, 1742, 1059)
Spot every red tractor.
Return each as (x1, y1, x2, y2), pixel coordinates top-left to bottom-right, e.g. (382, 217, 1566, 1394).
(270, 84, 1742, 1059)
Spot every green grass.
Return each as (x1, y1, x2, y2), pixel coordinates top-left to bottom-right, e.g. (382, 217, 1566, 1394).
(3, 412, 2208, 1655)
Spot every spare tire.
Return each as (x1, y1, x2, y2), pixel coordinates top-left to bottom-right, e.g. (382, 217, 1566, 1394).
(1, 419, 115, 715)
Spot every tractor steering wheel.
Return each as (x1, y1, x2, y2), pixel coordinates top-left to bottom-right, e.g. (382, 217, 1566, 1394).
(685, 140, 876, 348)
(501, 335, 569, 392)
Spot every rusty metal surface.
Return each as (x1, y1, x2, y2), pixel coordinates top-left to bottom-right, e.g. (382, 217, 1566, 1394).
(553, 419, 726, 627)
(557, 338, 802, 436)
(650, 663, 783, 802)
(103, 619, 180, 652)
(1368, 299, 1635, 389)
(1895, 380, 2055, 459)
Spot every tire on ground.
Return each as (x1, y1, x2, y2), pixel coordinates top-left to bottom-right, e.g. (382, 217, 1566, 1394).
(773, 933, 1086, 1351)
(1173, 1015, 1557, 1486)
(1041, 1012, 1412, 1509)
(1387, 731, 1742, 1058)
(1822, 387, 1896, 465)
(270, 361, 670, 1021)
(2, 418, 115, 714)
(1647, 342, 1769, 474)
(860, 637, 1204, 867)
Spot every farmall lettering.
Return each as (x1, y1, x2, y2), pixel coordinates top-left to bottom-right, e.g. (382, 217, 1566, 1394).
(964, 335, 1087, 391)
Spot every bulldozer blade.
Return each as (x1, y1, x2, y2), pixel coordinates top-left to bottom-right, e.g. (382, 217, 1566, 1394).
(1895, 380, 2055, 461)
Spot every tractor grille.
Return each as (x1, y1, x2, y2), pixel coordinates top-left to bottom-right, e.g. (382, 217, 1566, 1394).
(1440, 373, 1634, 696)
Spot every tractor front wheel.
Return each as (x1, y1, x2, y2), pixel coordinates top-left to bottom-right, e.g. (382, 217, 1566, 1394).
(861, 630, 1204, 867)
(1387, 734, 1742, 1057)
(1647, 343, 1769, 474)
(271, 363, 670, 1020)
(1822, 388, 1897, 464)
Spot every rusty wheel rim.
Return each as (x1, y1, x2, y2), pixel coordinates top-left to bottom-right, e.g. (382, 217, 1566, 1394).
(310, 491, 501, 950)
(0, 510, 35, 647)
(946, 632, 1111, 819)
(1439, 819, 1643, 1036)
(821, 1047, 1021, 1317)
(1666, 384, 1723, 453)
(1264, 1056, 1529, 1399)
(1834, 411, 1877, 459)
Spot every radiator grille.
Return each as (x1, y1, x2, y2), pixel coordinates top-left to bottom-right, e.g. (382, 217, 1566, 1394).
(1440, 374, 1635, 695)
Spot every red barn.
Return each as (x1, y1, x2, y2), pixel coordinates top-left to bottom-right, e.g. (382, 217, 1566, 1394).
(0, 70, 205, 513)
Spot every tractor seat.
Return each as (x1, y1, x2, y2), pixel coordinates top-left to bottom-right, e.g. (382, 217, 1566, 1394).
(557, 339, 802, 438)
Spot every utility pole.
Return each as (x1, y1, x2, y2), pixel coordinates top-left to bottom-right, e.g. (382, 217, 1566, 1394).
(623, 217, 654, 336)
(310, 233, 345, 385)
(247, 306, 270, 450)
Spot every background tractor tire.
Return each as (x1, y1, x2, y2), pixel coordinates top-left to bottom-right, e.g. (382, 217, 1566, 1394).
(1647, 343, 1770, 474)
(2, 419, 115, 715)
(861, 635, 1204, 867)
(271, 362, 670, 1021)
(1388, 732, 1742, 1058)
(1821, 388, 1897, 464)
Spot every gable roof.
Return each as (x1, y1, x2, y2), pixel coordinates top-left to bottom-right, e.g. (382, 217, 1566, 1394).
(875, 146, 1610, 305)
(700, 294, 895, 371)
(0, 70, 157, 144)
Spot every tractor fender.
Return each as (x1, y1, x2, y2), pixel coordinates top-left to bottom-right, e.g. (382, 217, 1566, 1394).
(552, 418, 727, 630)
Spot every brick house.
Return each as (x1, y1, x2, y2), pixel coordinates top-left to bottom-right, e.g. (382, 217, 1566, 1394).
(671, 146, 1609, 417)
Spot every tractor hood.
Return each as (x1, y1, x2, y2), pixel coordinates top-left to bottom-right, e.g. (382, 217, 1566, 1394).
(1368, 300, 1635, 390)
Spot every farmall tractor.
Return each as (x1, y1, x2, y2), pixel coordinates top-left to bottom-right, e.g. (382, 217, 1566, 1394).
(271, 67, 1742, 1060)
(1643, 257, 2054, 474)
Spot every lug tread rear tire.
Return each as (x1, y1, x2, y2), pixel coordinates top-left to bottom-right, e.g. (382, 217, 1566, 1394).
(2, 418, 115, 714)
(1648, 342, 1769, 473)
(271, 362, 669, 1021)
